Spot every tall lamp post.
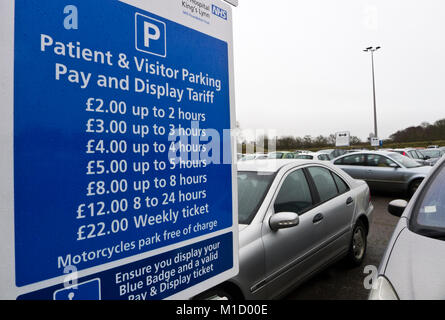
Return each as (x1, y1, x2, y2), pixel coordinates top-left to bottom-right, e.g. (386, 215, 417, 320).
(363, 46, 381, 139)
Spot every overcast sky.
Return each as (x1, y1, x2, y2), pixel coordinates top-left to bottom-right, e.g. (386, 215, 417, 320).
(232, 0, 445, 140)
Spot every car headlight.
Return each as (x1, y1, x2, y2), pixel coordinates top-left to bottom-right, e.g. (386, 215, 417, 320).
(369, 276, 399, 300)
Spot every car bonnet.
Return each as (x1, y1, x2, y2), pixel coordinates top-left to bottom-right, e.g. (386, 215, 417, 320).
(384, 227, 445, 299)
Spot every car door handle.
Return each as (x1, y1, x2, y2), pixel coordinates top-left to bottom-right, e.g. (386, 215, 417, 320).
(346, 197, 354, 205)
(313, 213, 324, 223)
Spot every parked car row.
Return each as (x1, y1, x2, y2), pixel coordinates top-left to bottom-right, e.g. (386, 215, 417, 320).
(391, 148, 444, 166)
(239, 146, 444, 165)
(238, 148, 369, 162)
(218, 146, 444, 300)
(239, 146, 444, 197)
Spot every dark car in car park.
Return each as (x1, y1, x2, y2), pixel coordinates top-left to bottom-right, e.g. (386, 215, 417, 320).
(370, 156, 445, 299)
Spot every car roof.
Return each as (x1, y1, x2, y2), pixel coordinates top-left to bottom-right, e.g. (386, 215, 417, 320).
(338, 150, 398, 157)
(237, 159, 326, 173)
(268, 151, 293, 154)
(393, 148, 414, 151)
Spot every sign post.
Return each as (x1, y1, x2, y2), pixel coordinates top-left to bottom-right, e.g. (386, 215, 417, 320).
(0, 0, 238, 300)
(335, 131, 350, 147)
(370, 137, 381, 147)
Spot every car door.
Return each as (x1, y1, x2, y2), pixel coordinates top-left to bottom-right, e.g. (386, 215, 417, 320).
(260, 168, 326, 297)
(365, 154, 405, 192)
(334, 153, 367, 179)
(306, 166, 355, 260)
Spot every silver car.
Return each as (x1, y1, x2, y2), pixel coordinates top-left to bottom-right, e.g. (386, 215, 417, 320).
(418, 149, 444, 166)
(370, 156, 445, 299)
(332, 151, 432, 196)
(392, 148, 430, 166)
(195, 159, 374, 299)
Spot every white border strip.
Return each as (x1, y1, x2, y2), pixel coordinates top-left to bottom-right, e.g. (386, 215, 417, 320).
(223, 0, 238, 7)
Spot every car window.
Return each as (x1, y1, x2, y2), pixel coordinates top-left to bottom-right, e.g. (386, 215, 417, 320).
(274, 169, 313, 214)
(366, 154, 396, 168)
(307, 167, 339, 202)
(268, 152, 283, 159)
(284, 153, 294, 159)
(411, 163, 445, 237)
(296, 155, 313, 160)
(335, 154, 366, 166)
(388, 152, 422, 168)
(409, 151, 420, 159)
(238, 171, 275, 224)
(242, 155, 255, 161)
(422, 150, 443, 158)
(332, 173, 350, 194)
(415, 150, 426, 159)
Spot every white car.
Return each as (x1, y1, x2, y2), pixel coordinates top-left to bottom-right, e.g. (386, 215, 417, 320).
(240, 153, 268, 161)
(295, 152, 331, 161)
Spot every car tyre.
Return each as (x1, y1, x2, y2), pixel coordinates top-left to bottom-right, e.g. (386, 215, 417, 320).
(346, 220, 367, 267)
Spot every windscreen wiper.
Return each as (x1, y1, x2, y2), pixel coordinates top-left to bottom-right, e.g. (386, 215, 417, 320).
(418, 229, 445, 240)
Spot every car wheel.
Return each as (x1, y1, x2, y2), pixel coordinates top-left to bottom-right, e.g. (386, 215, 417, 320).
(346, 220, 367, 267)
(408, 179, 422, 197)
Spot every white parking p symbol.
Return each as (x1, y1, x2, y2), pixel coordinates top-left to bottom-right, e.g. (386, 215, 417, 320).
(135, 13, 166, 57)
(144, 21, 160, 48)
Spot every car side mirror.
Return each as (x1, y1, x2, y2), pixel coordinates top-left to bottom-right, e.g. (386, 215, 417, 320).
(389, 163, 398, 169)
(269, 212, 300, 231)
(388, 199, 408, 217)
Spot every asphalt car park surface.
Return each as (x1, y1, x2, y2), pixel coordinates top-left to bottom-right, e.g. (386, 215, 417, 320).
(286, 192, 404, 300)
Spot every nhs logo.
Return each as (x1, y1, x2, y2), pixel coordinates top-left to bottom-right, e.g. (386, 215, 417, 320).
(135, 13, 167, 58)
(212, 4, 227, 20)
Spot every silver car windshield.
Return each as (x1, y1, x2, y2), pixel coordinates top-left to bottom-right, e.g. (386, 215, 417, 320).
(420, 149, 444, 158)
(238, 171, 275, 224)
(411, 163, 445, 239)
(387, 153, 422, 168)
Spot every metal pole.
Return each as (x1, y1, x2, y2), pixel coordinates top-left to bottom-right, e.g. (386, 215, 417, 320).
(371, 51, 378, 138)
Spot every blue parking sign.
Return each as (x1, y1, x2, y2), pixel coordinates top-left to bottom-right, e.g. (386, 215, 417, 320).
(1, 0, 238, 300)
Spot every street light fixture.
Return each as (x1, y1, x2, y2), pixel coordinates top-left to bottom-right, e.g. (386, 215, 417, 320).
(363, 46, 381, 139)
